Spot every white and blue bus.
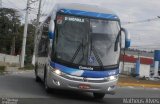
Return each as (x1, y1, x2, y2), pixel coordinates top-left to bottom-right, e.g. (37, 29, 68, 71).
(35, 3, 131, 99)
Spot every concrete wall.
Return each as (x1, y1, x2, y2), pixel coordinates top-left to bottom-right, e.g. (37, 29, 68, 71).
(120, 62, 150, 77)
(0, 53, 20, 64)
(139, 65, 150, 77)
(119, 62, 135, 75)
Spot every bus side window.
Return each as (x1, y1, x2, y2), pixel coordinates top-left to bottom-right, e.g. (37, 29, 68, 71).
(37, 23, 49, 57)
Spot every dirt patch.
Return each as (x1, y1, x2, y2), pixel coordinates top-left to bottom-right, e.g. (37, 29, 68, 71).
(118, 75, 160, 88)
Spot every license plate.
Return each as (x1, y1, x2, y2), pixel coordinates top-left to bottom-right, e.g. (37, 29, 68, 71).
(79, 84, 90, 89)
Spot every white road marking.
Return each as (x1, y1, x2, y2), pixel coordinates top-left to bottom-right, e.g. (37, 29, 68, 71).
(128, 86, 135, 89)
(152, 88, 160, 90)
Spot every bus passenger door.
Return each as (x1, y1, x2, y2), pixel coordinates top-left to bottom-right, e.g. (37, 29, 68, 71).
(37, 23, 49, 80)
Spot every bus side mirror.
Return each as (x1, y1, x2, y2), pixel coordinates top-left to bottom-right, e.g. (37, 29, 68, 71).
(48, 20, 55, 39)
(121, 28, 131, 48)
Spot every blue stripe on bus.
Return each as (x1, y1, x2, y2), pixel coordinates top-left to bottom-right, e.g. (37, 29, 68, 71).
(50, 62, 119, 78)
(59, 9, 119, 20)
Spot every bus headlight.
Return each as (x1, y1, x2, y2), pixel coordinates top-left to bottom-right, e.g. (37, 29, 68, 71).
(49, 66, 62, 76)
(54, 69, 61, 75)
(108, 75, 118, 81)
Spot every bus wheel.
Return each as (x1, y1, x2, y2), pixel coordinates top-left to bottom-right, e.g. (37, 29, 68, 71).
(93, 93, 105, 99)
(44, 67, 51, 93)
(35, 64, 40, 82)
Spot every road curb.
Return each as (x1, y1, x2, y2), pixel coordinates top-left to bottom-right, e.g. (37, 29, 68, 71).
(118, 82, 160, 88)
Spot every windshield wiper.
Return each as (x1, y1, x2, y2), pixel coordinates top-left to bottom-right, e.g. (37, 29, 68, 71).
(78, 42, 85, 64)
(92, 45, 105, 70)
(114, 30, 121, 51)
(70, 38, 86, 63)
(70, 43, 83, 63)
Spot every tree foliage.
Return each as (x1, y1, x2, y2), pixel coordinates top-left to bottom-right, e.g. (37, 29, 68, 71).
(0, 8, 35, 60)
(0, 8, 21, 54)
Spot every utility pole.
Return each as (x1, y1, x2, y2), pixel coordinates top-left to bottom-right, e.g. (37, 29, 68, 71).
(20, 0, 30, 68)
(32, 0, 42, 65)
(122, 48, 125, 74)
(10, 13, 16, 55)
(20, 0, 39, 67)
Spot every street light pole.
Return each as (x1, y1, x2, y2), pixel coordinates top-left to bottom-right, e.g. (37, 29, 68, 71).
(20, 0, 30, 68)
(0, 0, 2, 8)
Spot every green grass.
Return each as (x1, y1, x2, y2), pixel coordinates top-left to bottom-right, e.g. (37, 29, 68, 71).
(0, 66, 6, 74)
(19, 64, 34, 70)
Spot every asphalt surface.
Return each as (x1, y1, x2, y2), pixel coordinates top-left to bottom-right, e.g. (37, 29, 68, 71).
(0, 70, 160, 104)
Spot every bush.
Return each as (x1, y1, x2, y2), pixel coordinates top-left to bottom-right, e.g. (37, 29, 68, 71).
(139, 76, 146, 80)
(0, 66, 6, 73)
(24, 64, 34, 70)
(19, 64, 34, 70)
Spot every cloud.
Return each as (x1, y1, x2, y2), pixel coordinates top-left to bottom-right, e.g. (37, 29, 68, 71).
(98, 0, 160, 50)
(2, 0, 160, 50)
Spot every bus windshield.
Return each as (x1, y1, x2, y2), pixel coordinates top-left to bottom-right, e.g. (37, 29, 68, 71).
(52, 14, 120, 69)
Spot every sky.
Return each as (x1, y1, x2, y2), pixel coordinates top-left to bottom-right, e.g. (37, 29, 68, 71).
(1, 0, 160, 51)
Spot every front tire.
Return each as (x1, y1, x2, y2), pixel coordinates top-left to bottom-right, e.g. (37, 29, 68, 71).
(93, 93, 105, 99)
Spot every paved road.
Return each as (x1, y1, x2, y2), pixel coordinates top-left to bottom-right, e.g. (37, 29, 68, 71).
(0, 71, 160, 104)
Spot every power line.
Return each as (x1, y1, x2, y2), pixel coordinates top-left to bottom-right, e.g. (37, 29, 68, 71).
(2, 3, 25, 12)
(3, 0, 39, 22)
(122, 16, 160, 25)
(132, 45, 160, 47)
(40, 0, 47, 16)
(5, 0, 25, 11)
(2, 0, 54, 22)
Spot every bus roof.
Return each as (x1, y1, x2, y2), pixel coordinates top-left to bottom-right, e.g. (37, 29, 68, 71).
(51, 3, 119, 20)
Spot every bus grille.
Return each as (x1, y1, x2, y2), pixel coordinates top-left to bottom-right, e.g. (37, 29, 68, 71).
(62, 74, 109, 83)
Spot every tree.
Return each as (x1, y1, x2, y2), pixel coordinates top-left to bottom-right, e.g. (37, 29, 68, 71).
(0, 8, 36, 64)
(0, 8, 21, 54)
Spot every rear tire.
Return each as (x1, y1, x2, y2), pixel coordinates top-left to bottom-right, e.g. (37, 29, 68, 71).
(44, 66, 51, 93)
(35, 64, 41, 82)
(93, 93, 105, 99)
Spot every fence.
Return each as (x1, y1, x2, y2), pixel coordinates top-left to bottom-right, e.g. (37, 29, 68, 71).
(0, 53, 20, 64)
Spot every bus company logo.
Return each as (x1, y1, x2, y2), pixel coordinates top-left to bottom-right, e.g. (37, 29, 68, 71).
(65, 17, 84, 23)
(88, 56, 94, 63)
(57, 16, 63, 24)
(108, 71, 116, 75)
(83, 77, 88, 82)
(79, 66, 93, 70)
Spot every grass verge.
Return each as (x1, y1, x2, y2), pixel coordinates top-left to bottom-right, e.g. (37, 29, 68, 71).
(0, 66, 6, 74)
(19, 64, 34, 70)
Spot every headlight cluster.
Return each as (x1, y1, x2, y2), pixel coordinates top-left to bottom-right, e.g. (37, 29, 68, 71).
(108, 75, 118, 81)
(49, 66, 118, 81)
(49, 66, 63, 76)
(54, 69, 61, 75)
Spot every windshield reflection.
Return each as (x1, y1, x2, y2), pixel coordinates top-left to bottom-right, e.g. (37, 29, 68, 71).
(52, 14, 120, 69)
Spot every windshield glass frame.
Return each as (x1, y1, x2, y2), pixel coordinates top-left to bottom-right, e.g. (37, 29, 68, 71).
(51, 12, 121, 70)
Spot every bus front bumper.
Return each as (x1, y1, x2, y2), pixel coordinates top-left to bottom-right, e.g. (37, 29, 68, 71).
(47, 71, 118, 94)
